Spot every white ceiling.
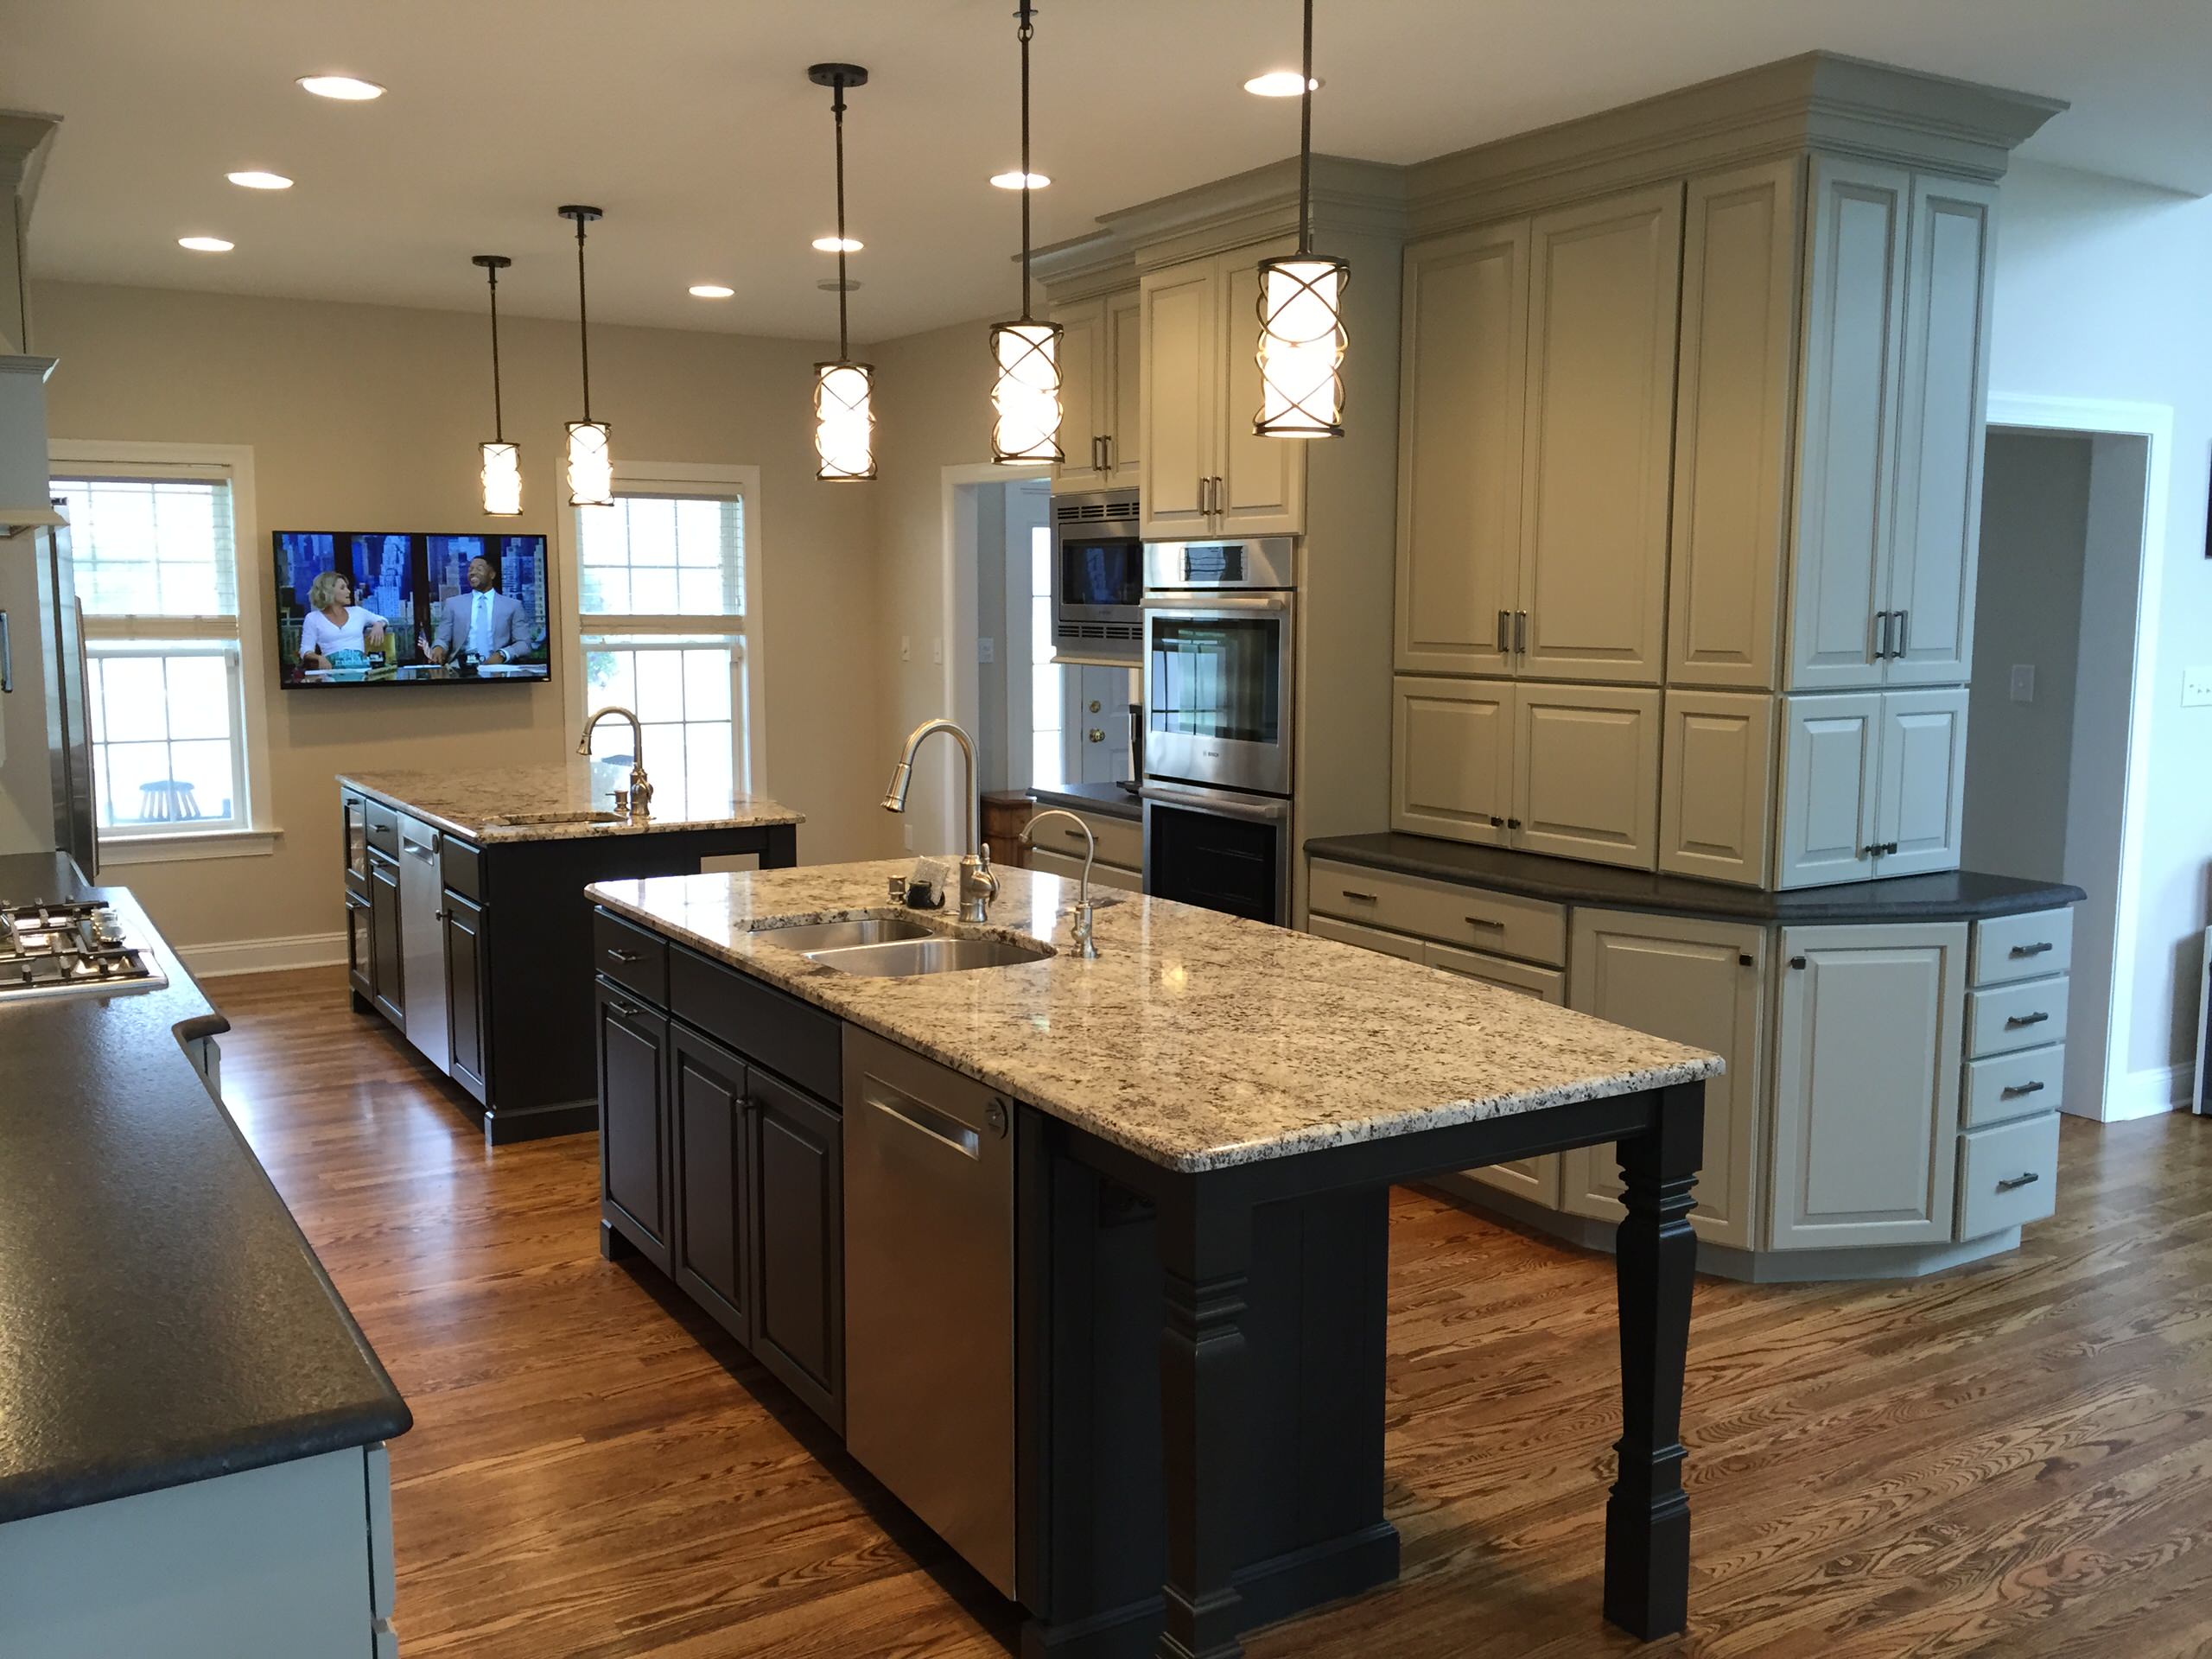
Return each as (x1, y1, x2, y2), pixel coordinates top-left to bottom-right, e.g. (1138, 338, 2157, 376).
(7, 0, 2209, 343)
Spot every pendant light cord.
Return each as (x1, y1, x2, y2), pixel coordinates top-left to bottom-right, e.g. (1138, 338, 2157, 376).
(1298, 0, 1314, 254)
(573, 214, 593, 421)
(486, 264, 505, 442)
(833, 77, 851, 360)
(1018, 1, 1036, 322)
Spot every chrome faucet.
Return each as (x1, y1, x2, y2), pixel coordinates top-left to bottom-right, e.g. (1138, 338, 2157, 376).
(577, 706, 653, 818)
(1019, 810, 1101, 958)
(880, 718, 1000, 923)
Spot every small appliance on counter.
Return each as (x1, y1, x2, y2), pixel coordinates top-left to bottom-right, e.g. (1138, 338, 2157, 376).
(1049, 489, 1141, 665)
(0, 899, 166, 1002)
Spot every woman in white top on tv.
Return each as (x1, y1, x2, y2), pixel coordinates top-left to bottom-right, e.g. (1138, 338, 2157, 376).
(296, 569, 391, 671)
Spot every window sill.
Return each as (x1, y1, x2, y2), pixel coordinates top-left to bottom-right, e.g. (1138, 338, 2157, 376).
(98, 828, 283, 867)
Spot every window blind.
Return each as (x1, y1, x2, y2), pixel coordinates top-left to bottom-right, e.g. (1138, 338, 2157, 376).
(579, 492, 743, 618)
(51, 475, 240, 620)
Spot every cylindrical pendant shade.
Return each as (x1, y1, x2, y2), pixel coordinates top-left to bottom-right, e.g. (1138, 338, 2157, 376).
(565, 420, 613, 507)
(1254, 254, 1349, 438)
(988, 320, 1064, 464)
(480, 441, 523, 517)
(815, 361, 876, 481)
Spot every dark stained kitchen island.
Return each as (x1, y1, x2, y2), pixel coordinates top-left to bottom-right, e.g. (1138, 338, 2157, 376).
(584, 861, 1720, 1659)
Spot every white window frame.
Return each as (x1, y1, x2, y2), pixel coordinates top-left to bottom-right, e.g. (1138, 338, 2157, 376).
(48, 439, 279, 864)
(559, 461, 767, 798)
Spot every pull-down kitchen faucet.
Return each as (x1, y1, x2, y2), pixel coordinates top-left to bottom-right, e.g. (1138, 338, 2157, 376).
(880, 718, 999, 923)
(577, 706, 653, 818)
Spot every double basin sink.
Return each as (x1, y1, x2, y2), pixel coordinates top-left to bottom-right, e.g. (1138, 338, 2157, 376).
(749, 914, 1052, 978)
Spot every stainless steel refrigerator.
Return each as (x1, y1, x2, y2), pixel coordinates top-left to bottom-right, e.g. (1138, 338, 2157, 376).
(0, 518, 99, 878)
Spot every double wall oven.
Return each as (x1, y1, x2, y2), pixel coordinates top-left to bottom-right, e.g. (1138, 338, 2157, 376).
(1140, 537, 1295, 925)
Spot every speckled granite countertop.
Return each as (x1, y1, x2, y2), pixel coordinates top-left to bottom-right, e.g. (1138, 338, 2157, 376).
(586, 861, 1720, 1173)
(340, 760, 803, 845)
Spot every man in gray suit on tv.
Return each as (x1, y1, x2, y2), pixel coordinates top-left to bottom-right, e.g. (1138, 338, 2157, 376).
(428, 556, 538, 664)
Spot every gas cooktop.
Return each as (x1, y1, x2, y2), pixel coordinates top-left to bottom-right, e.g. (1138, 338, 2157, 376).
(0, 899, 168, 1003)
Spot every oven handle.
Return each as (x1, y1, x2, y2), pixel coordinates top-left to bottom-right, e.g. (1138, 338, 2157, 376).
(1140, 782, 1292, 823)
(1140, 591, 1294, 614)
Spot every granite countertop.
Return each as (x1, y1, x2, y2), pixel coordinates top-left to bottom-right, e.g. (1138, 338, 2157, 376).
(340, 760, 803, 845)
(1030, 780, 1143, 823)
(0, 853, 409, 1526)
(1306, 833, 2087, 924)
(586, 861, 1719, 1174)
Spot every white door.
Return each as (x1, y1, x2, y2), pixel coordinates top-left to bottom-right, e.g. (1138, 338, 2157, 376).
(1770, 921, 1967, 1248)
(1512, 683, 1662, 869)
(1391, 676, 1514, 845)
(1104, 286, 1144, 486)
(1050, 297, 1107, 490)
(1217, 244, 1307, 536)
(1658, 689, 1776, 887)
(1777, 691, 1879, 888)
(1395, 219, 1529, 677)
(1560, 910, 1769, 1249)
(1139, 260, 1218, 537)
(1874, 685, 1967, 878)
(1787, 155, 1911, 690)
(1071, 665, 1135, 784)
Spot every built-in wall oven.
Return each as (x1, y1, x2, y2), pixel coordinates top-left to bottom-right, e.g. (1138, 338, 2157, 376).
(1140, 536, 1295, 925)
(1050, 489, 1142, 664)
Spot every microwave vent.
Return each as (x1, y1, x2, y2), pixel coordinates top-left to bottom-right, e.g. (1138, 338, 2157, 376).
(1056, 621, 1141, 642)
(1053, 495, 1139, 525)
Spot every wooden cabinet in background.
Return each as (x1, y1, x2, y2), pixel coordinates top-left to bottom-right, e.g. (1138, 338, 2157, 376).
(1049, 287, 1143, 492)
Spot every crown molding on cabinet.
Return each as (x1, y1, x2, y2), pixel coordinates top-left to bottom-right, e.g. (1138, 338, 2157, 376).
(1027, 229, 1136, 303)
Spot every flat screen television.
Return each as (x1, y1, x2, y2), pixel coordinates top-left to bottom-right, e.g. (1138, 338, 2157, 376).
(273, 531, 551, 687)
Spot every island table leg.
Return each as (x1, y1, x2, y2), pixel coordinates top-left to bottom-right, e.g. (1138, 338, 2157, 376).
(1605, 1082, 1702, 1640)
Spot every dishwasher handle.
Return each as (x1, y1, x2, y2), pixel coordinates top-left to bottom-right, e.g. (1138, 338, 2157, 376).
(861, 1081, 986, 1160)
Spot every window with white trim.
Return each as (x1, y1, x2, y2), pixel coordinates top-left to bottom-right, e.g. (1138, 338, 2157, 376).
(51, 472, 254, 838)
(576, 486, 754, 817)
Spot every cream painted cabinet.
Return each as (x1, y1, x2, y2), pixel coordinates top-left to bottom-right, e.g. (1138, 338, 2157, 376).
(1778, 687, 1966, 888)
(1390, 676, 1513, 846)
(1560, 911, 1768, 1249)
(1659, 690, 1776, 886)
(1873, 686, 1970, 876)
(1770, 921, 1967, 1248)
(1107, 286, 1142, 488)
(1427, 941, 1565, 1205)
(1138, 244, 1304, 539)
(1051, 287, 1145, 493)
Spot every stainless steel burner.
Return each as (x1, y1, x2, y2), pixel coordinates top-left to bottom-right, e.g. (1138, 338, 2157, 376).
(0, 900, 168, 1003)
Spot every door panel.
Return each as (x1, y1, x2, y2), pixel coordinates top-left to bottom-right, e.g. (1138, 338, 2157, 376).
(1107, 286, 1144, 485)
(749, 1069, 844, 1428)
(1512, 683, 1661, 868)
(1518, 184, 1682, 683)
(1876, 686, 1967, 878)
(346, 893, 374, 1004)
(1777, 692, 1879, 888)
(1789, 156, 1910, 690)
(442, 891, 489, 1106)
(672, 1027, 750, 1342)
(1390, 676, 1513, 845)
(1218, 246, 1306, 534)
(1138, 262, 1217, 537)
(1049, 297, 1106, 490)
(597, 983, 669, 1266)
(367, 853, 404, 1027)
(1659, 690, 1776, 887)
(1395, 220, 1528, 676)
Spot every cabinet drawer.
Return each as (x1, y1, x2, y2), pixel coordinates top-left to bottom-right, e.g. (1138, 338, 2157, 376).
(1307, 914, 1425, 963)
(1029, 848, 1143, 893)
(1307, 859, 1567, 966)
(594, 907, 670, 1005)
(671, 944, 842, 1103)
(363, 798, 400, 856)
(1028, 805, 1142, 872)
(1424, 941, 1566, 1003)
(441, 834, 483, 902)
(1966, 975, 2069, 1058)
(1970, 907, 2073, 987)
(1963, 1043, 2065, 1128)
(1955, 1112, 2060, 1240)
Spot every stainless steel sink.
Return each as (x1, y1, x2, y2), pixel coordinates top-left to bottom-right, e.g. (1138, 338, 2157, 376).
(804, 934, 1053, 977)
(748, 915, 933, 952)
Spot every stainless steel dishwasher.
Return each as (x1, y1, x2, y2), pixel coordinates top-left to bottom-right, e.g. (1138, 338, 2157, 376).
(842, 1027, 1016, 1599)
(397, 814, 450, 1076)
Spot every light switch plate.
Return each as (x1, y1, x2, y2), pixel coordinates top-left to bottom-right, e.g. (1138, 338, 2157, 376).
(2009, 664, 2036, 703)
(2184, 665, 2212, 708)
(978, 636, 995, 664)
(899, 634, 911, 663)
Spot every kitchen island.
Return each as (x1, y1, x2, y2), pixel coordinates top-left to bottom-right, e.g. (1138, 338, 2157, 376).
(337, 762, 800, 1141)
(585, 861, 1720, 1658)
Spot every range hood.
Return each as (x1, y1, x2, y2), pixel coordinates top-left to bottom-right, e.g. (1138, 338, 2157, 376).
(0, 355, 63, 534)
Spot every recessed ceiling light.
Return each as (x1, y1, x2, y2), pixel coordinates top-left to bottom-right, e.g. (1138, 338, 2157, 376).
(178, 236, 234, 253)
(811, 235, 863, 253)
(297, 74, 385, 101)
(688, 283, 734, 299)
(990, 170, 1051, 190)
(226, 170, 293, 190)
(1243, 71, 1321, 97)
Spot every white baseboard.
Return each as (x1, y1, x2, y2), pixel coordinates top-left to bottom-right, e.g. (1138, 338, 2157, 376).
(2105, 1061, 2194, 1121)
(181, 931, 348, 980)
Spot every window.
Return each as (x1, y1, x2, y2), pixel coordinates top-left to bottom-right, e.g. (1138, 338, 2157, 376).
(575, 473, 760, 817)
(51, 469, 261, 842)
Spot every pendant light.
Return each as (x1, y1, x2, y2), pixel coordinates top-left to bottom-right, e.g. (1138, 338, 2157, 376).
(471, 254, 522, 517)
(559, 204, 613, 506)
(809, 64, 875, 482)
(988, 2, 1062, 465)
(1253, 0, 1349, 438)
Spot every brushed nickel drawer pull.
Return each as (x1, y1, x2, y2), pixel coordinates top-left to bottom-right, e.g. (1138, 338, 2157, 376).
(1340, 888, 1378, 903)
(606, 947, 642, 963)
(2009, 941, 2054, 958)
(2004, 1011, 2050, 1030)
(2000, 1080, 2046, 1098)
(1996, 1171, 2041, 1192)
(1462, 916, 1506, 931)
(606, 998, 641, 1019)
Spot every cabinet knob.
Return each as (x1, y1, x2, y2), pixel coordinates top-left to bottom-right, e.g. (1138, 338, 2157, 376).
(1489, 814, 1505, 828)
(1738, 952, 1755, 967)
(1789, 955, 1808, 969)
(1505, 817, 1522, 830)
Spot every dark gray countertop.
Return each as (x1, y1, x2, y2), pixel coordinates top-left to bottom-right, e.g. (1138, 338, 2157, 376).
(1304, 834, 2085, 924)
(1030, 780, 1143, 823)
(0, 852, 409, 1526)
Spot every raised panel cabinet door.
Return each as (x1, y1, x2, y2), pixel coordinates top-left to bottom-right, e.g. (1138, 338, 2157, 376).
(1668, 159, 1802, 690)
(1777, 691, 1879, 888)
(442, 891, 490, 1106)
(367, 853, 404, 1027)
(1390, 675, 1514, 845)
(345, 892, 374, 1005)
(1512, 683, 1662, 869)
(1138, 259, 1218, 537)
(1885, 175, 1996, 686)
(1659, 689, 1777, 887)
(1875, 685, 1968, 878)
(1395, 220, 1528, 676)
(1788, 155, 1911, 690)
(1106, 284, 1144, 485)
(597, 982, 670, 1266)
(671, 1027, 751, 1343)
(1048, 297, 1108, 490)
(749, 1069, 844, 1428)
(1217, 244, 1308, 535)
(1560, 911, 1768, 1249)
(1518, 182, 1683, 684)
(1770, 921, 1967, 1248)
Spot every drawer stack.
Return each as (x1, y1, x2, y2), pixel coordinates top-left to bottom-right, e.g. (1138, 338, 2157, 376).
(1955, 907, 2071, 1240)
(1306, 858, 1567, 1002)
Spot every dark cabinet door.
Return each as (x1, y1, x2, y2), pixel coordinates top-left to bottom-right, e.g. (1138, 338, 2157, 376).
(749, 1068, 844, 1429)
(443, 892, 491, 1107)
(367, 851, 404, 1027)
(671, 1026, 751, 1344)
(345, 892, 375, 1005)
(597, 978, 671, 1269)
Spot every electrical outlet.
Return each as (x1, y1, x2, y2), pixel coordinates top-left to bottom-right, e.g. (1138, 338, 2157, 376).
(2185, 665, 2212, 708)
(932, 637, 944, 665)
(2010, 664, 2036, 704)
(902, 823, 914, 851)
(900, 634, 910, 663)
(978, 636, 995, 664)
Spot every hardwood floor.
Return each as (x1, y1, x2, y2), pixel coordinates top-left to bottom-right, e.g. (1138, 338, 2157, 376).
(212, 965, 2212, 1656)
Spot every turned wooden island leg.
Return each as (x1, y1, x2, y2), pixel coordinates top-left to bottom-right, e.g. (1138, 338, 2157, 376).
(1605, 1081, 1703, 1639)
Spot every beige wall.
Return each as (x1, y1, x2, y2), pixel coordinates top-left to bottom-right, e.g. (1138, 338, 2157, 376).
(32, 278, 898, 953)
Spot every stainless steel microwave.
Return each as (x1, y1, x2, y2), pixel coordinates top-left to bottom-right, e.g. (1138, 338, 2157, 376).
(1050, 489, 1141, 664)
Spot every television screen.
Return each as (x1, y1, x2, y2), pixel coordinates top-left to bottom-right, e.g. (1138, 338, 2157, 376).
(274, 531, 550, 686)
